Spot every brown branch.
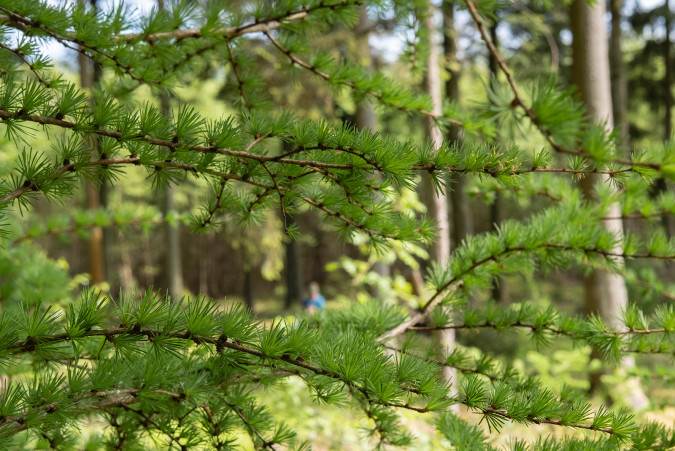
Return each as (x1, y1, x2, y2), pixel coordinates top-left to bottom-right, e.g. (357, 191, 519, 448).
(462, 0, 661, 173)
(376, 280, 462, 343)
(199, 179, 228, 229)
(603, 209, 675, 221)
(263, 31, 462, 126)
(478, 406, 614, 434)
(631, 279, 675, 301)
(0, 109, 354, 170)
(412, 164, 636, 177)
(5, 325, 430, 417)
(224, 38, 253, 109)
(0, 2, 363, 90)
(383, 344, 508, 385)
(225, 402, 277, 450)
(0, 110, 661, 205)
(298, 164, 374, 216)
(2, 323, 645, 436)
(377, 241, 675, 342)
(0, 41, 51, 87)
(1, 156, 395, 241)
(409, 320, 667, 336)
(0, 387, 184, 434)
(0, 7, 162, 86)
(260, 160, 288, 232)
(534, 189, 562, 202)
(120, 405, 185, 449)
(119, 1, 360, 43)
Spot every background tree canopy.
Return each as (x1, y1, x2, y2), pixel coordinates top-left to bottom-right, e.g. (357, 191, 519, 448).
(0, 0, 674, 449)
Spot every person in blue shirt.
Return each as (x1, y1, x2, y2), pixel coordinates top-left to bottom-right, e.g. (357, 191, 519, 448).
(302, 281, 325, 314)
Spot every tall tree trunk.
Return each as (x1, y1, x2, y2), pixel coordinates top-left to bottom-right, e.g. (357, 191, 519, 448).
(423, 1, 457, 405)
(199, 235, 208, 294)
(284, 212, 302, 309)
(609, 0, 629, 151)
(609, 0, 641, 238)
(488, 19, 507, 302)
(118, 233, 136, 292)
(443, 1, 473, 249)
(161, 93, 184, 302)
(157, 0, 184, 302)
(157, 0, 183, 306)
(244, 261, 254, 310)
(355, 8, 391, 286)
(570, 0, 648, 408)
(355, 99, 390, 283)
(662, 0, 675, 237)
(79, 0, 105, 285)
(666, 0, 673, 141)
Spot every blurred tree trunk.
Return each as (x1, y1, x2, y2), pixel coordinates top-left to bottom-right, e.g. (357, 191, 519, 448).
(663, 0, 675, 237)
(423, 1, 457, 406)
(609, 0, 642, 238)
(488, 19, 507, 302)
(284, 211, 302, 309)
(78, 0, 106, 285)
(666, 0, 673, 141)
(118, 234, 136, 292)
(244, 262, 254, 310)
(570, 0, 648, 408)
(443, 1, 472, 249)
(199, 235, 208, 294)
(159, 0, 184, 303)
(357, 97, 390, 283)
(96, 55, 112, 289)
(610, 0, 629, 151)
(160, 93, 184, 302)
(355, 8, 391, 286)
(649, 0, 674, 237)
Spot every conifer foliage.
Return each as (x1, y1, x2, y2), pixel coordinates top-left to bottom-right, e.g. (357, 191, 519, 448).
(0, 0, 674, 448)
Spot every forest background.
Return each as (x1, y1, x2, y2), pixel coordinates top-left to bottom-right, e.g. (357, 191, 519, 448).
(1, 0, 675, 448)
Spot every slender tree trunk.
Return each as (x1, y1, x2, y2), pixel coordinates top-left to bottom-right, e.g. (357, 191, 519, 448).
(609, 0, 629, 151)
(423, 6, 450, 265)
(160, 95, 184, 302)
(488, 19, 507, 302)
(118, 233, 136, 292)
(355, 8, 391, 285)
(244, 262, 254, 310)
(423, 1, 457, 405)
(443, 2, 473, 249)
(570, 0, 648, 408)
(78, 0, 105, 285)
(199, 236, 208, 294)
(666, 0, 673, 141)
(662, 0, 675, 237)
(355, 96, 390, 283)
(284, 212, 302, 309)
(93, 33, 112, 289)
(609, 0, 641, 238)
(157, 0, 183, 304)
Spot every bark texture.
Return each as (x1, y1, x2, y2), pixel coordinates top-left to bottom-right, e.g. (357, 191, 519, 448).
(443, 2, 473, 249)
(424, 1, 457, 404)
(79, 0, 105, 285)
(666, 0, 673, 141)
(161, 93, 184, 302)
(570, 0, 648, 408)
(157, 0, 184, 302)
(488, 19, 507, 302)
(354, 8, 391, 284)
(284, 211, 303, 309)
(662, 0, 675, 237)
(610, 0, 629, 150)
